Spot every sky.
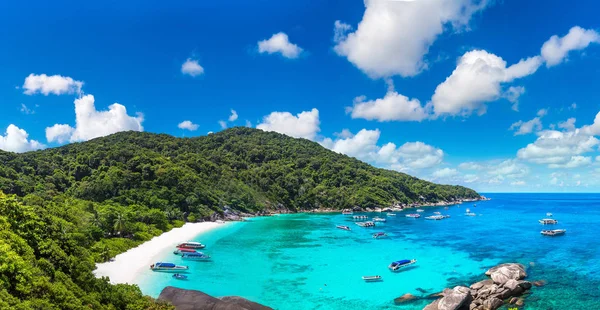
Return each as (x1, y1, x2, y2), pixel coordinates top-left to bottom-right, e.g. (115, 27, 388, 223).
(1, 0, 600, 193)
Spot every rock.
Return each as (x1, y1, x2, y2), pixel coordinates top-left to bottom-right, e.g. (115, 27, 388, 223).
(158, 286, 272, 310)
(532, 280, 547, 287)
(503, 279, 520, 291)
(438, 286, 472, 310)
(518, 280, 532, 290)
(425, 292, 444, 299)
(470, 280, 493, 290)
(394, 293, 417, 304)
(486, 264, 527, 284)
(515, 298, 524, 306)
(423, 299, 441, 310)
(482, 297, 503, 310)
(509, 297, 519, 304)
(476, 284, 499, 299)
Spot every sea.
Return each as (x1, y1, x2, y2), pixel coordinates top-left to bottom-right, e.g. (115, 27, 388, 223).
(136, 193, 600, 309)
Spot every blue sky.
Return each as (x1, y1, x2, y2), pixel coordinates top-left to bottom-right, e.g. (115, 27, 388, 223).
(1, 0, 600, 192)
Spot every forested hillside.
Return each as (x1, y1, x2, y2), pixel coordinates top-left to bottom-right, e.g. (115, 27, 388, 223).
(0, 128, 478, 308)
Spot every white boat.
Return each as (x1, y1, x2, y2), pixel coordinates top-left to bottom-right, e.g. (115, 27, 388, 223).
(541, 229, 566, 236)
(433, 212, 441, 215)
(425, 215, 445, 220)
(362, 275, 382, 282)
(342, 209, 353, 215)
(173, 248, 200, 255)
(336, 225, 351, 231)
(539, 218, 558, 225)
(372, 217, 386, 222)
(177, 242, 206, 249)
(546, 212, 553, 217)
(405, 214, 420, 218)
(150, 262, 189, 272)
(388, 259, 417, 271)
(416, 209, 425, 213)
(466, 208, 471, 213)
(386, 213, 396, 216)
(353, 215, 368, 220)
(182, 252, 211, 260)
(465, 213, 476, 216)
(356, 221, 375, 227)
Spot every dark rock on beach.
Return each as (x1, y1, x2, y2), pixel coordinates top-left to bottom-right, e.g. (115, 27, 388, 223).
(394, 293, 418, 304)
(423, 263, 533, 310)
(158, 286, 272, 310)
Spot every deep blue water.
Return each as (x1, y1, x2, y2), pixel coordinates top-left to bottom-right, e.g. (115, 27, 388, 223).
(137, 193, 600, 309)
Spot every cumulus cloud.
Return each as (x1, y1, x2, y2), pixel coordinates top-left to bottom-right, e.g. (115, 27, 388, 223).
(0, 124, 45, 153)
(517, 129, 599, 165)
(333, 0, 490, 78)
(45, 94, 144, 143)
(178, 120, 199, 131)
(218, 120, 227, 129)
(348, 86, 429, 122)
(548, 155, 592, 169)
(432, 168, 459, 179)
(558, 117, 576, 131)
(257, 108, 320, 140)
(431, 50, 543, 117)
(509, 109, 547, 135)
(580, 112, 600, 136)
(488, 159, 529, 178)
(511, 180, 526, 186)
(181, 58, 204, 77)
(458, 162, 483, 170)
(320, 128, 444, 171)
(504, 86, 525, 111)
(228, 110, 238, 122)
(23, 73, 83, 96)
(257, 32, 303, 59)
(541, 26, 600, 67)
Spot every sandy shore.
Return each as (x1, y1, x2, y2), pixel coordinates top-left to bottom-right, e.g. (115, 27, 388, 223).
(94, 221, 223, 284)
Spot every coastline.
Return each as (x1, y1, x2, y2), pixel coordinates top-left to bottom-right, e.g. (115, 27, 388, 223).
(93, 221, 224, 285)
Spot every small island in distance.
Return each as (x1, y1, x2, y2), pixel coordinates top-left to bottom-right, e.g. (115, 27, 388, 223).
(0, 128, 483, 309)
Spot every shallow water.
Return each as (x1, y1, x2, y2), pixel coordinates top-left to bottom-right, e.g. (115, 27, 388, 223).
(137, 193, 600, 309)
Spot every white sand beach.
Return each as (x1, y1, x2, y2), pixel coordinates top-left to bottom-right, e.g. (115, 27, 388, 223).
(94, 221, 223, 284)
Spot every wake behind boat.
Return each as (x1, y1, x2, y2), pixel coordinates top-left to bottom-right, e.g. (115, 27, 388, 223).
(336, 225, 351, 231)
(388, 259, 417, 271)
(150, 262, 189, 272)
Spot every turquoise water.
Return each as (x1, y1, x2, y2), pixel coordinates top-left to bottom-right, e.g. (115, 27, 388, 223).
(137, 194, 600, 309)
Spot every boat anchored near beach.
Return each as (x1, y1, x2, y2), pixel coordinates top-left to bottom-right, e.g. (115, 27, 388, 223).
(173, 248, 200, 255)
(388, 259, 417, 271)
(372, 232, 387, 239)
(416, 209, 425, 213)
(150, 262, 189, 272)
(539, 218, 558, 224)
(362, 275, 382, 282)
(172, 274, 188, 280)
(336, 225, 351, 231)
(356, 221, 375, 227)
(386, 213, 396, 216)
(372, 217, 386, 222)
(353, 215, 368, 220)
(182, 252, 211, 260)
(342, 209, 353, 215)
(405, 214, 420, 218)
(541, 229, 566, 236)
(425, 215, 445, 220)
(177, 241, 206, 249)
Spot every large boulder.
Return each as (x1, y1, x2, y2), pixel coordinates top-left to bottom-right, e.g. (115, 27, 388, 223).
(438, 286, 472, 310)
(470, 280, 493, 290)
(158, 286, 272, 310)
(394, 293, 418, 304)
(485, 264, 527, 284)
(482, 297, 503, 310)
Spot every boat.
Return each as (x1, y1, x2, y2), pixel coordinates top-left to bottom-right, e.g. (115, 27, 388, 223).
(336, 225, 351, 231)
(388, 259, 417, 271)
(150, 262, 189, 272)
(353, 215, 368, 220)
(425, 215, 445, 220)
(386, 213, 396, 216)
(173, 248, 199, 255)
(465, 213, 476, 216)
(176, 242, 206, 249)
(172, 273, 188, 280)
(372, 232, 387, 239)
(342, 209, 353, 215)
(182, 252, 211, 260)
(372, 217, 386, 222)
(433, 211, 441, 215)
(416, 209, 425, 213)
(539, 218, 558, 225)
(546, 212, 553, 217)
(466, 208, 470, 213)
(541, 229, 566, 236)
(362, 275, 382, 282)
(405, 214, 420, 218)
(444, 207, 449, 210)
(356, 221, 375, 227)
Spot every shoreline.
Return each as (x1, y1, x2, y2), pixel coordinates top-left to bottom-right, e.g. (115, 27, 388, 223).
(93, 221, 224, 285)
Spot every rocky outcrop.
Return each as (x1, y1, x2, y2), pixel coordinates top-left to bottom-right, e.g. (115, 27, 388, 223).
(394, 293, 417, 304)
(423, 263, 533, 310)
(158, 286, 272, 310)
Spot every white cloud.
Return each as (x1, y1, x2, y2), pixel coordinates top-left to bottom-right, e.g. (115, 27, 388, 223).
(320, 128, 444, 171)
(517, 129, 599, 165)
(348, 87, 429, 122)
(509, 109, 547, 135)
(548, 156, 592, 169)
(463, 174, 479, 183)
(228, 109, 238, 122)
(0, 124, 45, 153)
(580, 112, 600, 136)
(257, 32, 303, 59)
(45, 94, 144, 143)
(558, 118, 576, 131)
(541, 26, 600, 67)
(488, 159, 529, 178)
(245, 120, 252, 127)
(511, 180, 526, 186)
(431, 50, 543, 117)
(257, 108, 320, 140)
(45, 124, 74, 144)
(20, 103, 34, 114)
(218, 120, 227, 129)
(333, 0, 489, 78)
(181, 58, 204, 77)
(23, 73, 83, 96)
(458, 162, 483, 170)
(504, 86, 525, 111)
(178, 120, 199, 131)
(432, 168, 459, 179)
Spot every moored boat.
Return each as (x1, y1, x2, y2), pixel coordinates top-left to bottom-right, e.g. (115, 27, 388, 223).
(182, 252, 211, 260)
(546, 212, 553, 217)
(539, 218, 558, 224)
(342, 209, 353, 215)
(388, 259, 417, 271)
(173, 273, 188, 280)
(465, 213, 476, 216)
(173, 248, 199, 255)
(336, 225, 351, 231)
(353, 215, 368, 220)
(362, 275, 382, 282)
(425, 215, 445, 220)
(177, 242, 206, 249)
(386, 213, 396, 216)
(150, 262, 189, 272)
(356, 221, 375, 227)
(416, 209, 425, 213)
(433, 211, 441, 215)
(372, 217, 386, 222)
(541, 229, 566, 236)
(372, 232, 387, 239)
(405, 214, 420, 218)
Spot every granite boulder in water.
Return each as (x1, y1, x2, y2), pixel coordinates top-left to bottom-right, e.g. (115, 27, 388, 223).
(158, 286, 272, 310)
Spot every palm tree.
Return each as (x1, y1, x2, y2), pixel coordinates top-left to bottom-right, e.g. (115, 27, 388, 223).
(113, 213, 126, 236)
